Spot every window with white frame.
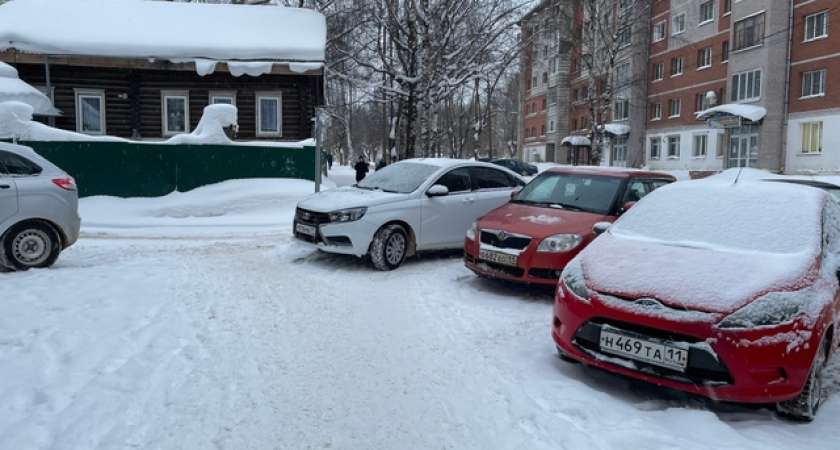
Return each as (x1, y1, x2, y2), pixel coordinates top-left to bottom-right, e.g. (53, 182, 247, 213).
(162, 92, 189, 135)
(653, 62, 664, 81)
(650, 137, 661, 159)
(733, 13, 765, 51)
(669, 98, 681, 117)
(532, 76, 538, 89)
(613, 99, 630, 121)
(801, 122, 823, 154)
(667, 135, 681, 158)
(548, 115, 556, 133)
(697, 47, 712, 69)
(802, 70, 826, 98)
(549, 87, 558, 105)
(550, 56, 559, 74)
(618, 26, 631, 48)
(653, 21, 666, 42)
(651, 102, 662, 120)
(731, 69, 761, 101)
(805, 11, 828, 41)
(209, 92, 236, 105)
(693, 134, 708, 157)
(671, 56, 683, 76)
(613, 136, 628, 166)
(615, 62, 631, 87)
(75, 89, 105, 135)
(256, 92, 282, 137)
(672, 13, 686, 35)
(700, 1, 714, 24)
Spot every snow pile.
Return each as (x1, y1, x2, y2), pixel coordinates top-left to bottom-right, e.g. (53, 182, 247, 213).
(165, 104, 238, 145)
(0, 101, 126, 141)
(0, 61, 61, 116)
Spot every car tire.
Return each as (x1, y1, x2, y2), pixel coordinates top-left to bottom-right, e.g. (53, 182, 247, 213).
(0, 221, 61, 271)
(370, 224, 408, 271)
(776, 334, 828, 421)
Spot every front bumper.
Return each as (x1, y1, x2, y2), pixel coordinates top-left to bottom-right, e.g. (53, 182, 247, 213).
(463, 235, 576, 286)
(293, 208, 377, 257)
(551, 285, 821, 404)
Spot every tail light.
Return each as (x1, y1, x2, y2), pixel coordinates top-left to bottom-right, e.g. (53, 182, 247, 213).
(52, 176, 77, 191)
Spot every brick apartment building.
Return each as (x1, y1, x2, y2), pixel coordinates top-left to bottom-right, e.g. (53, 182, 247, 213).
(519, 0, 840, 174)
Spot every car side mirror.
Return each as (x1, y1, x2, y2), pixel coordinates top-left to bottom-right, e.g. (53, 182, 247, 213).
(510, 188, 522, 199)
(426, 184, 450, 197)
(593, 221, 612, 236)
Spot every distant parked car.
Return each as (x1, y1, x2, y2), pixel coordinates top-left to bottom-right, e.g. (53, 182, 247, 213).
(0, 142, 80, 271)
(464, 166, 674, 285)
(490, 158, 538, 176)
(552, 179, 840, 421)
(294, 158, 526, 270)
(764, 178, 840, 203)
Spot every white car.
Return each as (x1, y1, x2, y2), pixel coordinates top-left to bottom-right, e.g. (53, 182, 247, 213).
(294, 158, 527, 270)
(0, 142, 80, 271)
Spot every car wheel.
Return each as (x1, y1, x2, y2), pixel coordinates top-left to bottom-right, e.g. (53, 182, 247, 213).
(776, 334, 828, 421)
(370, 224, 408, 271)
(0, 222, 61, 271)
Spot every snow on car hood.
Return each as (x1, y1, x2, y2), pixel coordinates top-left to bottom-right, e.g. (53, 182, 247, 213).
(581, 233, 817, 314)
(478, 203, 608, 237)
(297, 186, 407, 212)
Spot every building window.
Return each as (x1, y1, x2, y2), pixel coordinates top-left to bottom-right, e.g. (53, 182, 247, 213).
(256, 92, 282, 137)
(613, 136, 628, 166)
(717, 133, 725, 158)
(531, 126, 536, 137)
(550, 56, 559, 74)
(571, 118, 578, 131)
(733, 14, 765, 51)
(700, 1, 714, 24)
(653, 62, 664, 81)
(541, 124, 546, 136)
(802, 70, 826, 98)
(74, 89, 105, 135)
(573, 88, 580, 103)
(731, 69, 762, 102)
(653, 21, 666, 42)
(532, 76, 538, 89)
(209, 92, 236, 105)
(667, 135, 681, 158)
(615, 62, 631, 87)
(805, 11, 828, 41)
(548, 115, 556, 133)
(722, 41, 730, 62)
(651, 102, 662, 120)
(582, 86, 589, 100)
(549, 88, 558, 105)
(724, 0, 731, 14)
(695, 93, 707, 112)
(671, 57, 683, 76)
(801, 122, 823, 154)
(542, 98, 547, 111)
(613, 99, 629, 121)
(650, 137, 661, 159)
(669, 98, 681, 117)
(693, 134, 708, 157)
(162, 91, 189, 136)
(672, 13, 686, 35)
(542, 72, 548, 84)
(618, 26, 631, 48)
(697, 47, 712, 69)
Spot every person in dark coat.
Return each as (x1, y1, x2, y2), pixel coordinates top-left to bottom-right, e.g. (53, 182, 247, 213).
(326, 152, 333, 169)
(354, 156, 369, 182)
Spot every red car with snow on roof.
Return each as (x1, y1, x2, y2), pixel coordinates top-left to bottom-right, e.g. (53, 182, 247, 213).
(464, 166, 675, 285)
(552, 178, 840, 421)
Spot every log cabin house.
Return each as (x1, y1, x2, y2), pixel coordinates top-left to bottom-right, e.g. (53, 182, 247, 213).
(0, 0, 326, 141)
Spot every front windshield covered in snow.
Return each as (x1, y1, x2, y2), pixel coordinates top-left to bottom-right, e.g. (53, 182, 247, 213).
(512, 172, 622, 214)
(611, 180, 823, 255)
(356, 162, 440, 193)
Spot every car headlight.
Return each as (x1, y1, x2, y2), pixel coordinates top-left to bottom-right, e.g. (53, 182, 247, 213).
(717, 290, 810, 329)
(560, 258, 589, 301)
(537, 234, 582, 253)
(328, 207, 367, 222)
(466, 221, 477, 240)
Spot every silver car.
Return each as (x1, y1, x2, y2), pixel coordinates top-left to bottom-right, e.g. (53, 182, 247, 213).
(0, 142, 80, 270)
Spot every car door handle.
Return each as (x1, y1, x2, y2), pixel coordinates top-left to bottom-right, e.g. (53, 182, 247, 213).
(0, 184, 10, 189)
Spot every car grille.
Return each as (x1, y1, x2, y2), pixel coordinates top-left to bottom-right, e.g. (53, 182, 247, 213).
(573, 318, 733, 385)
(295, 207, 330, 225)
(479, 229, 531, 250)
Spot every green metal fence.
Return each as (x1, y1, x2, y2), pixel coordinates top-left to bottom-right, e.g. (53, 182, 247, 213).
(16, 141, 316, 198)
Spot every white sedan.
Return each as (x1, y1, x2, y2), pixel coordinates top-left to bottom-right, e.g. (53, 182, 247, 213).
(293, 158, 527, 270)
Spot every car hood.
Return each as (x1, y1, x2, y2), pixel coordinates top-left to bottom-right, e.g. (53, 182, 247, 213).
(477, 202, 609, 237)
(297, 187, 408, 211)
(581, 233, 817, 314)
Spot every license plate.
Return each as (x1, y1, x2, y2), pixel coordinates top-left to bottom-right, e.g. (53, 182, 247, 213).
(599, 330, 688, 371)
(295, 222, 316, 236)
(478, 248, 518, 267)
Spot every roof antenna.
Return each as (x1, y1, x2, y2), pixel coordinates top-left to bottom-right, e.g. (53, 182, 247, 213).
(733, 166, 744, 184)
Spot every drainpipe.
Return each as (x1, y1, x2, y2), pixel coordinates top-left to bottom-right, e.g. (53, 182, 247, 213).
(45, 54, 54, 127)
(780, 0, 794, 174)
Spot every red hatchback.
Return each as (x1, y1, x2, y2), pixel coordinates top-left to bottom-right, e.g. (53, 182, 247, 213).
(552, 179, 840, 421)
(464, 166, 674, 285)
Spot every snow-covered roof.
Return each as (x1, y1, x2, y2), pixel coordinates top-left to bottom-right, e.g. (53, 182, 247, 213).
(561, 136, 591, 146)
(695, 104, 767, 122)
(0, 0, 326, 67)
(0, 62, 61, 115)
(601, 123, 630, 136)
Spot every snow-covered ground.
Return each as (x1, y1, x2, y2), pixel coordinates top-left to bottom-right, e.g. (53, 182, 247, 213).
(2, 164, 839, 449)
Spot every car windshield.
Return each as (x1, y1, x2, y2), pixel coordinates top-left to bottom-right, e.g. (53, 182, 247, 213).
(356, 161, 440, 193)
(512, 172, 622, 214)
(611, 181, 822, 255)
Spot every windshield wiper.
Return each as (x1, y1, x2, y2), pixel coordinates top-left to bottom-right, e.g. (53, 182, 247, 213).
(548, 202, 589, 212)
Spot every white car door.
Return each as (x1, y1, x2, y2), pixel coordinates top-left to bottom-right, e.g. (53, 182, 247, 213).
(0, 166, 18, 227)
(419, 166, 477, 249)
(469, 166, 520, 217)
